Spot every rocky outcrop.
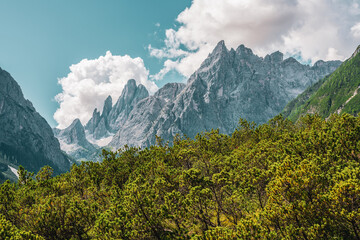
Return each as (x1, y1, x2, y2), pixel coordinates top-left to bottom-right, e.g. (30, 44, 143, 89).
(54, 119, 97, 161)
(351, 45, 360, 59)
(0, 67, 70, 173)
(57, 80, 150, 160)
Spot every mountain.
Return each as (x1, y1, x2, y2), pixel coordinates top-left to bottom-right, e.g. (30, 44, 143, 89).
(55, 79, 149, 161)
(109, 41, 341, 148)
(282, 45, 360, 121)
(109, 82, 186, 148)
(0, 67, 70, 176)
(54, 119, 98, 161)
(85, 96, 112, 140)
(107, 79, 149, 132)
(84, 79, 149, 140)
(57, 41, 341, 154)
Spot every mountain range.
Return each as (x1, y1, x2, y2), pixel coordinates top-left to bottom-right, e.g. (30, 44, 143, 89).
(3, 40, 359, 175)
(54, 41, 342, 161)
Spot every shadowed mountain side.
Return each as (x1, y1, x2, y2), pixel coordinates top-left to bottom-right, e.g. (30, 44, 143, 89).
(0, 67, 70, 175)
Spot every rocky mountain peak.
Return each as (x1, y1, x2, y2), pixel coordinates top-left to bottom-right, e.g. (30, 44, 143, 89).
(126, 78, 137, 87)
(54, 118, 96, 160)
(311, 59, 342, 74)
(235, 44, 254, 57)
(195, 41, 235, 83)
(264, 51, 284, 63)
(281, 57, 301, 66)
(136, 84, 149, 99)
(122, 79, 137, 100)
(108, 41, 342, 149)
(58, 118, 85, 143)
(82, 79, 150, 141)
(58, 41, 343, 158)
(92, 108, 100, 117)
(0, 67, 34, 109)
(214, 40, 227, 52)
(69, 118, 83, 130)
(207, 40, 229, 60)
(102, 95, 112, 117)
(106, 80, 149, 131)
(283, 44, 360, 121)
(313, 60, 325, 67)
(85, 108, 101, 133)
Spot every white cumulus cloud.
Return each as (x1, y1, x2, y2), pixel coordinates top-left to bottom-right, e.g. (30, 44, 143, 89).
(351, 22, 360, 38)
(54, 51, 158, 129)
(151, 0, 360, 79)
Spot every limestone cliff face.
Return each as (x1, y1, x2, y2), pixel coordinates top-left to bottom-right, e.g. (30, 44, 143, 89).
(0, 67, 70, 173)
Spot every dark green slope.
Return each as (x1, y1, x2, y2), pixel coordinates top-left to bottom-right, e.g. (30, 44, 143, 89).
(282, 45, 360, 121)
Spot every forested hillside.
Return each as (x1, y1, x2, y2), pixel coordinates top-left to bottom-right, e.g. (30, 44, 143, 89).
(1, 114, 360, 239)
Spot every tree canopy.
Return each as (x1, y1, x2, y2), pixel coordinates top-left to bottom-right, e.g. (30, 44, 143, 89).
(1, 114, 360, 239)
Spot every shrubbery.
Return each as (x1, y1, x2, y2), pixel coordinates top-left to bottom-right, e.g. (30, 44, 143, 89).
(1, 114, 360, 239)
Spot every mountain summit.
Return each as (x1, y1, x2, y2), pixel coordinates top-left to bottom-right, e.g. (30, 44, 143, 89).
(54, 118, 97, 161)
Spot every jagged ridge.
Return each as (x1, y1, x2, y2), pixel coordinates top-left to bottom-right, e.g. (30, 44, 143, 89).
(109, 41, 341, 148)
(57, 41, 342, 156)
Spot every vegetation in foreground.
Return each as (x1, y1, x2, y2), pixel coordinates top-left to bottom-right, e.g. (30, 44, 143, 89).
(1, 114, 360, 239)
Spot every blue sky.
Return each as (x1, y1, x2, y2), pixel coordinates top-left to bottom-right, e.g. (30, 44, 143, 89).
(0, 0, 359, 128)
(0, 0, 190, 126)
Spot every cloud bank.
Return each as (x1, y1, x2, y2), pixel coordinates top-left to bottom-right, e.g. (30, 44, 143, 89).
(54, 51, 158, 129)
(150, 0, 360, 79)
